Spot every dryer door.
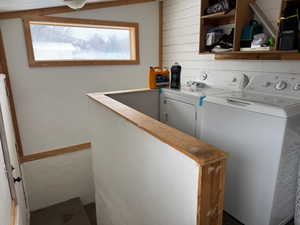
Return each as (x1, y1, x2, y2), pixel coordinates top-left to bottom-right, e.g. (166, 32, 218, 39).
(161, 97, 196, 136)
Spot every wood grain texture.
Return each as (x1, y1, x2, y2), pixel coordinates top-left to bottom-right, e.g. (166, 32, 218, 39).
(201, 8, 235, 19)
(199, 0, 209, 53)
(275, 0, 285, 49)
(214, 50, 300, 60)
(22, 16, 140, 67)
(0, 30, 24, 161)
(9, 200, 16, 225)
(233, 0, 253, 51)
(87, 89, 228, 166)
(197, 160, 226, 225)
(0, 0, 156, 20)
(22, 142, 91, 163)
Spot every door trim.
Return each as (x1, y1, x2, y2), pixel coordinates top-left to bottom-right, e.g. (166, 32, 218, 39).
(9, 200, 16, 225)
(0, 93, 17, 201)
(0, 30, 24, 161)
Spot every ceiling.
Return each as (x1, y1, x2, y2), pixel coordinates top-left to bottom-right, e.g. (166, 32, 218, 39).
(0, 0, 112, 12)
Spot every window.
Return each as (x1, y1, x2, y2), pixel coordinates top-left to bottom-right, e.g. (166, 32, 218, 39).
(23, 16, 140, 66)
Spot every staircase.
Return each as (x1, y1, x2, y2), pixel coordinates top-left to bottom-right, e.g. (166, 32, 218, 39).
(30, 198, 95, 225)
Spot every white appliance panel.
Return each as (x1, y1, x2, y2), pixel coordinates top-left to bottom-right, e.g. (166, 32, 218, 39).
(271, 114, 300, 225)
(200, 102, 286, 225)
(161, 98, 196, 136)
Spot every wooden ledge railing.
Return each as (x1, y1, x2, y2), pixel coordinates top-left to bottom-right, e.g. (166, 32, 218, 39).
(22, 142, 91, 163)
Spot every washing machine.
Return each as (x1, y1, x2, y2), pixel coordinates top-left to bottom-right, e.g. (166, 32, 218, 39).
(200, 73, 300, 225)
(160, 71, 248, 137)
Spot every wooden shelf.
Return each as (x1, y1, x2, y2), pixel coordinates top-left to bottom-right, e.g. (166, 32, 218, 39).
(214, 50, 300, 60)
(201, 9, 236, 20)
(199, 51, 212, 54)
(199, 0, 300, 60)
(199, 50, 299, 55)
(199, 0, 252, 53)
(224, 50, 298, 54)
(199, 50, 234, 54)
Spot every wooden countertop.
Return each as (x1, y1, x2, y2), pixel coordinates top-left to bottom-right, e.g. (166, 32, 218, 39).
(87, 88, 228, 166)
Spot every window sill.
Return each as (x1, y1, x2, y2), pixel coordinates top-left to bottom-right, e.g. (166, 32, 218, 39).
(28, 59, 140, 67)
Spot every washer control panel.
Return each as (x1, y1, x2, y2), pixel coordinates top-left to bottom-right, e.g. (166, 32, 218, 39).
(246, 74, 300, 98)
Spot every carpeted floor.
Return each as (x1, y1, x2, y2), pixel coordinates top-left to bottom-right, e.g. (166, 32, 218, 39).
(84, 203, 295, 225)
(223, 212, 294, 225)
(30, 198, 91, 225)
(84, 203, 97, 225)
(31, 198, 294, 225)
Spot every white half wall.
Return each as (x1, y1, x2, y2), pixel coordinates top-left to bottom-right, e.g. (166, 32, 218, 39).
(88, 99, 199, 225)
(0, 1, 159, 210)
(22, 150, 94, 211)
(109, 90, 160, 120)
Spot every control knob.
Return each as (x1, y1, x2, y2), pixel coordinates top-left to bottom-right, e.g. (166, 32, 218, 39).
(201, 73, 208, 81)
(294, 83, 300, 91)
(275, 81, 288, 91)
(263, 82, 272, 87)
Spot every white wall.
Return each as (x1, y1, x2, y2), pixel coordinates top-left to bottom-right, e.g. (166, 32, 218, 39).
(22, 150, 94, 211)
(0, 1, 159, 210)
(163, 0, 300, 84)
(109, 90, 160, 120)
(88, 98, 199, 225)
(256, 0, 281, 29)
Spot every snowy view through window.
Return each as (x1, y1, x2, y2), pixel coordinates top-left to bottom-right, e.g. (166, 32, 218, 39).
(30, 23, 132, 61)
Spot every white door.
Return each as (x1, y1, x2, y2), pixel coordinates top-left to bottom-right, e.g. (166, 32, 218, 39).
(0, 138, 13, 225)
(0, 75, 29, 225)
(161, 98, 196, 136)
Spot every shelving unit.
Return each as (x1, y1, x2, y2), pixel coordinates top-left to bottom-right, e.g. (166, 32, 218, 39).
(199, 0, 300, 60)
(199, 0, 253, 54)
(201, 9, 236, 20)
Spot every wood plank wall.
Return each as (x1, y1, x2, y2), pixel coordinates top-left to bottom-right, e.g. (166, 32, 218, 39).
(162, 0, 204, 82)
(162, 0, 300, 82)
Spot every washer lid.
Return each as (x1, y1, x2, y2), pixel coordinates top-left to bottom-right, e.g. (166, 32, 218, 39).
(206, 92, 300, 118)
(162, 87, 229, 99)
(228, 92, 300, 108)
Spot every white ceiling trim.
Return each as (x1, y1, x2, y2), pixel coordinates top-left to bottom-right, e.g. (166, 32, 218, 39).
(0, 0, 111, 12)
